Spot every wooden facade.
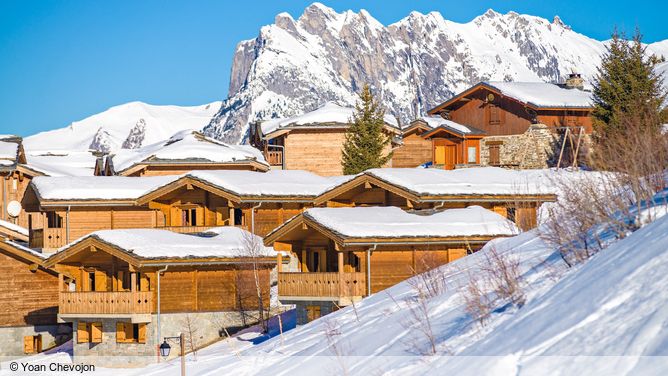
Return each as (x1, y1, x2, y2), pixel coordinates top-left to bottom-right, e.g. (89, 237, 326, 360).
(266, 213, 501, 324)
(391, 123, 433, 168)
(423, 126, 485, 170)
(44, 237, 274, 319)
(428, 82, 593, 136)
(0, 241, 60, 328)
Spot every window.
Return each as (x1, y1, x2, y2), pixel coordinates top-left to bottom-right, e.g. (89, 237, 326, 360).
(181, 208, 197, 226)
(488, 145, 501, 165)
(77, 322, 102, 344)
(488, 105, 501, 125)
(116, 322, 146, 343)
(23, 335, 42, 354)
(46, 212, 63, 228)
(305, 305, 321, 323)
(467, 146, 477, 164)
(310, 251, 321, 272)
(347, 253, 360, 272)
(234, 208, 244, 226)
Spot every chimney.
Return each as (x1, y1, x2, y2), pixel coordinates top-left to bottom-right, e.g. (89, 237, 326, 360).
(565, 73, 584, 90)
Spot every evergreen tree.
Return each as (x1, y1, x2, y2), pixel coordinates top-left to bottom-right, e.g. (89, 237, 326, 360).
(341, 85, 392, 175)
(592, 29, 666, 137)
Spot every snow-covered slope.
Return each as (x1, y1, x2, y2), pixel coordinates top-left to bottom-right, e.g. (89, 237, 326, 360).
(204, 3, 668, 143)
(24, 101, 221, 153)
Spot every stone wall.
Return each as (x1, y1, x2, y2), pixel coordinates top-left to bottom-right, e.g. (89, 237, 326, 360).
(72, 310, 258, 367)
(0, 324, 71, 359)
(480, 124, 556, 169)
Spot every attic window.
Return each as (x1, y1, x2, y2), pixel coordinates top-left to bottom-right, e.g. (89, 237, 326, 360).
(489, 105, 501, 125)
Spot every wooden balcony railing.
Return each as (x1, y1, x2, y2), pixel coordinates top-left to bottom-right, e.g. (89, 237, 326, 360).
(278, 272, 366, 299)
(157, 225, 213, 234)
(59, 291, 153, 315)
(266, 150, 283, 166)
(30, 228, 66, 249)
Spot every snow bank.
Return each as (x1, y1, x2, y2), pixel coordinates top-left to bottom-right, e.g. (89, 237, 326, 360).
(304, 206, 519, 238)
(58, 227, 276, 259)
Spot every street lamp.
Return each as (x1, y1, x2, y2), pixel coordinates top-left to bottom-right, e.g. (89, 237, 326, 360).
(160, 333, 185, 376)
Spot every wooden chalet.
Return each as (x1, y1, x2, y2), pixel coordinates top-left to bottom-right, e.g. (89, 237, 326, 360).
(22, 170, 347, 251)
(102, 130, 269, 176)
(391, 120, 433, 168)
(427, 77, 594, 168)
(265, 206, 518, 324)
(313, 167, 556, 231)
(249, 102, 402, 176)
(0, 136, 46, 231)
(0, 238, 68, 358)
(42, 228, 275, 365)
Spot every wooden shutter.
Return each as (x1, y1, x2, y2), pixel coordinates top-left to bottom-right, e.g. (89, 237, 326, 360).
(77, 322, 89, 343)
(95, 270, 107, 292)
(124, 322, 135, 342)
(23, 336, 34, 354)
(90, 322, 103, 343)
(116, 322, 126, 343)
(137, 323, 147, 344)
(195, 206, 205, 226)
(489, 145, 500, 165)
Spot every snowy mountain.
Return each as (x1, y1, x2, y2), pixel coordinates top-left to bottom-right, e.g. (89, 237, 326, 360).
(24, 101, 221, 153)
(203, 3, 668, 144)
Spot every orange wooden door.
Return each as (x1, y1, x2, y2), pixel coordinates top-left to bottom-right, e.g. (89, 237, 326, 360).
(444, 145, 456, 170)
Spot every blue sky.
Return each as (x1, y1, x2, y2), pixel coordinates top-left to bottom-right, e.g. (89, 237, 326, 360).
(1, 0, 666, 137)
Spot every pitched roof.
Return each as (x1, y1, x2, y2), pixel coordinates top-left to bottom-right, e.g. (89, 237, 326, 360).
(46, 227, 277, 267)
(260, 102, 400, 137)
(429, 81, 594, 114)
(110, 130, 268, 174)
(417, 116, 486, 135)
(303, 206, 518, 239)
(30, 175, 175, 202)
(0, 136, 25, 170)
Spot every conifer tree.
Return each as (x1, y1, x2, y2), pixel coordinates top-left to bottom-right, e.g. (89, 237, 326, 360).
(341, 85, 392, 175)
(592, 29, 666, 137)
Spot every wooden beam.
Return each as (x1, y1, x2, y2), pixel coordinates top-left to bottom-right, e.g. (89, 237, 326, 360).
(130, 272, 137, 292)
(277, 253, 283, 273)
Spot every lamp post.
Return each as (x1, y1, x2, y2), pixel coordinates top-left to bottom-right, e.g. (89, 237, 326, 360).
(159, 333, 185, 376)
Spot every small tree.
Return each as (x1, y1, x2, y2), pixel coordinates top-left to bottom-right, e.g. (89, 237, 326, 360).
(241, 231, 269, 333)
(592, 29, 666, 140)
(341, 84, 393, 174)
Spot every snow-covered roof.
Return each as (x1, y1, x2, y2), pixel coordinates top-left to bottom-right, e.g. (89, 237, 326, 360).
(260, 102, 400, 136)
(483, 81, 593, 108)
(25, 151, 98, 176)
(188, 170, 352, 198)
(111, 130, 268, 173)
(31, 175, 175, 201)
(417, 116, 486, 135)
(0, 140, 20, 167)
(302, 206, 518, 239)
(0, 219, 29, 237)
(365, 167, 555, 196)
(56, 227, 276, 260)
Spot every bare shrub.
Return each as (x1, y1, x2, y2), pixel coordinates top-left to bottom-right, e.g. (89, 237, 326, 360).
(462, 270, 493, 327)
(482, 247, 525, 307)
(181, 314, 199, 360)
(401, 280, 438, 355)
(408, 251, 448, 299)
(241, 231, 270, 333)
(323, 318, 349, 376)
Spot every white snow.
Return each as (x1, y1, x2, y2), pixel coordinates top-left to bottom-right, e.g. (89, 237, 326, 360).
(0, 219, 29, 236)
(418, 116, 479, 134)
(188, 170, 351, 198)
(365, 167, 556, 196)
(484, 81, 593, 108)
(0, 141, 19, 163)
(302, 206, 519, 238)
(24, 150, 98, 176)
(57, 227, 276, 260)
(24, 101, 222, 153)
(260, 102, 400, 136)
(111, 130, 268, 173)
(31, 175, 175, 201)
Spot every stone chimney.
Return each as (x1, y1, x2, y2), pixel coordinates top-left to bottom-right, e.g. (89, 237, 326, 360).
(565, 73, 584, 90)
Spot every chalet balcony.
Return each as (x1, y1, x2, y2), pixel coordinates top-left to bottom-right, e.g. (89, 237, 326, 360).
(29, 228, 66, 249)
(265, 150, 283, 167)
(157, 225, 214, 234)
(58, 291, 153, 319)
(278, 272, 366, 305)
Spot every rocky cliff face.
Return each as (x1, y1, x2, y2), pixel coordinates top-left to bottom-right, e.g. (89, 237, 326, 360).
(204, 3, 649, 144)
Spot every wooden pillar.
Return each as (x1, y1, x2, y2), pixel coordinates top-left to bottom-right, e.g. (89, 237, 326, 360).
(58, 273, 64, 292)
(277, 253, 283, 273)
(301, 250, 307, 272)
(338, 251, 344, 297)
(131, 272, 137, 292)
